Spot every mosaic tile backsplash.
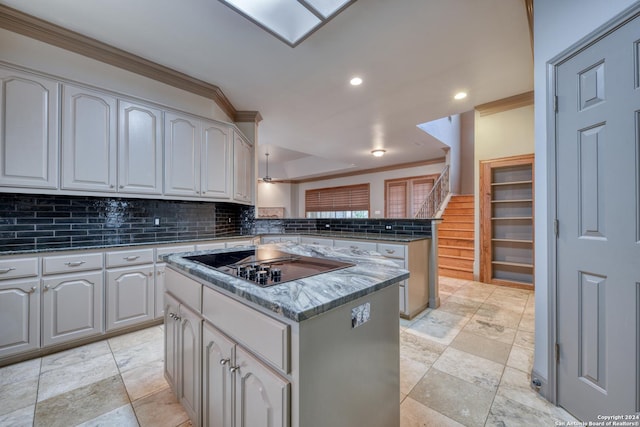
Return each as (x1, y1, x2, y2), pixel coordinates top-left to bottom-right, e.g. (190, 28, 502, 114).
(0, 193, 253, 252)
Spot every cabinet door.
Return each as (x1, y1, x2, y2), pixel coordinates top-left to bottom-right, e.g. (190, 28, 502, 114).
(62, 84, 117, 191)
(178, 303, 202, 426)
(105, 265, 154, 331)
(202, 122, 231, 199)
(165, 113, 200, 197)
(203, 323, 235, 427)
(118, 101, 162, 194)
(233, 132, 253, 203)
(234, 346, 290, 427)
(164, 293, 180, 394)
(42, 271, 103, 346)
(0, 279, 39, 358)
(0, 68, 59, 189)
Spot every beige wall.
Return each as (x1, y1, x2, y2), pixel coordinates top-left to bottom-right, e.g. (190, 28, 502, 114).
(473, 104, 534, 278)
(0, 28, 231, 122)
(257, 182, 293, 218)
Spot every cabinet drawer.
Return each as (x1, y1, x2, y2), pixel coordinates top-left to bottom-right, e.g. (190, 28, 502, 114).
(156, 245, 195, 260)
(377, 243, 406, 260)
(106, 248, 154, 267)
(202, 286, 290, 373)
(0, 257, 38, 280)
(42, 252, 103, 275)
(165, 267, 202, 312)
(226, 239, 255, 248)
(300, 236, 333, 246)
(333, 239, 377, 252)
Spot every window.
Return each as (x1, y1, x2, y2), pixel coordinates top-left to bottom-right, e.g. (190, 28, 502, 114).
(305, 184, 370, 218)
(385, 176, 437, 218)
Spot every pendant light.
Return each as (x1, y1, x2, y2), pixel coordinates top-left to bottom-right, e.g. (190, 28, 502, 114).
(263, 150, 272, 183)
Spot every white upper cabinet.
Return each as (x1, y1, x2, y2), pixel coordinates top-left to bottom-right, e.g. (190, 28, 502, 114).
(201, 121, 231, 199)
(118, 101, 163, 194)
(233, 131, 254, 204)
(0, 68, 59, 189)
(164, 112, 201, 197)
(62, 84, 117, 192)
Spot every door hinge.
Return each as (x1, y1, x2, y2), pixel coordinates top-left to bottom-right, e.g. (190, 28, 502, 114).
(554, 219, 559, 237)
(555, 343, 560, 363)
(554, 95, 558, 112)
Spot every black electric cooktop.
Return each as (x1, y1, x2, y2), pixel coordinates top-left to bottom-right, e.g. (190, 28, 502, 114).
(185, 247, 354, 287)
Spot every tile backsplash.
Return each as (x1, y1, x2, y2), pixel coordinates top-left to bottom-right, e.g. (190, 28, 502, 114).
(251, 218, 433, 237)
(0, 193, 252, 252)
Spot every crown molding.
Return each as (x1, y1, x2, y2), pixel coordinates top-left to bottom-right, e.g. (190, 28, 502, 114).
(291, 157, 447, 184)
(475, 91, 534, 117)
(234, 111, 263, 123)
(0, 4, 252, 121)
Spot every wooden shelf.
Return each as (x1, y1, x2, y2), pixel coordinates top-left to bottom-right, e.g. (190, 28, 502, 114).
(491, 199, 533, 203)
(491, 217, 533, 220)
(480, 154, 535, 289)
(492, 238, 533, 244)
(491, 180, 533, 186)
(492, 260, 533, 269)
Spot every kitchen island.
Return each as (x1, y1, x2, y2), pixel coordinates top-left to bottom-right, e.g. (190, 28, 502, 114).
(161, 242, 408, 427)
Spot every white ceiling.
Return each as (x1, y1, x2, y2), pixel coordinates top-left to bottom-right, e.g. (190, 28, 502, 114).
(1, 0, 533, 180)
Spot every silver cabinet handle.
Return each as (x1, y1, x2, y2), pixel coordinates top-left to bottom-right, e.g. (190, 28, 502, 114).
(65, 261, 86, 267)
(109, 184, 115, 188)
(156, 271, 164, 276)
(119, 185, 124, 189)
(385, 249, 395, 254)
(0, 267, 16, 274)
(124, 256, 140, 261)
(219, 358, 230, 366)
(43, 285, 50, 291)
(28, 286, 36, 294)
(229, 366, 240, 373)
(350, 245, 358, 250)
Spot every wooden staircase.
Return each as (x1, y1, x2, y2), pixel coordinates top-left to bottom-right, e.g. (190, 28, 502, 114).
(438, 195, 475, 280)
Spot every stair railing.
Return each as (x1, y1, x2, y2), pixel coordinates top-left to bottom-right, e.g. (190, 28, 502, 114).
(414, 165, 450, 219)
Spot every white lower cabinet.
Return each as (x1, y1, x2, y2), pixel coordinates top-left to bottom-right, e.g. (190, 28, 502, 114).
(165, 293, 202, 426)
(0, 278, 40, 358)
(106, 265, 154, 331)
(202, 322, 290, 427)
(42, 271, 103, 346)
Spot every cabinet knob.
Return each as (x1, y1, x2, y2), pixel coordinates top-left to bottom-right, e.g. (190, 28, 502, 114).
(147, 272, 153, 277)
(229, 366, 240, 373)
(219, 358, 230, 366)
(0, 267, 16, 274)
(119, 185, 124, 189)
(28, 286, 36, 294)
(43, 285, 50, 292)
(110, 184, 115, 188)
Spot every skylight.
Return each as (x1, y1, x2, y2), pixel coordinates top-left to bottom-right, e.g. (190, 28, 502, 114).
(219, 0, 356, 47)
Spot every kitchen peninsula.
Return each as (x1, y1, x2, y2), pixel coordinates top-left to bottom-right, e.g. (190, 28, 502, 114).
(161, 242, 409, 427)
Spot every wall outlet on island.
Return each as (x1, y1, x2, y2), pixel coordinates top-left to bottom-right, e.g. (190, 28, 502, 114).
(325, 224, 330, 228)
(154, 218, 160, 226)
(385, 225, 392, 230)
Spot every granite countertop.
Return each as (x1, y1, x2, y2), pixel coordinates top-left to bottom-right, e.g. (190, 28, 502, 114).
(283, 232, 430, 242)
(0, 235, 255, 256)
(161, 242, 409, 322)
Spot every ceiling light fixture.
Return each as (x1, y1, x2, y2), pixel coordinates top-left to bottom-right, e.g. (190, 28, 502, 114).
(371, 149, 386, 157)
(454, 92, 467, 100)
(350, 77, 363, 86)
(263, 151, 272, 183)
(218, 0, 357, 48)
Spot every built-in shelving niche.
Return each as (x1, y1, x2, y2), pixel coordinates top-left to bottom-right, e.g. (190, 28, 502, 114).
(480, 154, 534, 289)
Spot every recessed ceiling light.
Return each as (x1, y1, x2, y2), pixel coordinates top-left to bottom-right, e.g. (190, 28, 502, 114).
(454, 92, 467, 100)
(350, 77, 363, 86)
(371, 149, 386, 157)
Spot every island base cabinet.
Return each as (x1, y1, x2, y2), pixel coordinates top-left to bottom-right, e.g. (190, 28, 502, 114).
(0, 279, 39, 358)
(42, 271, 103, 346)
(165, 293, 202, 427)
(202, 322, 290, 427)
(106, 265, 154, 331)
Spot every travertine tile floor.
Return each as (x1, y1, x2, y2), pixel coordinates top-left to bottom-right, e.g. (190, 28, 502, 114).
(0, 277, 579, 426)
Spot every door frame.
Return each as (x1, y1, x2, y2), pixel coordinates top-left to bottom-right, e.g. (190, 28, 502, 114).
(546, 2, 640, 406)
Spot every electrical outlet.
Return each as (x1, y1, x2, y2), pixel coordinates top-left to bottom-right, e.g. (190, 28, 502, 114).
(325, 224, 330, 228)
(385, 225, 392, 230)
(154, 218, 160, 226)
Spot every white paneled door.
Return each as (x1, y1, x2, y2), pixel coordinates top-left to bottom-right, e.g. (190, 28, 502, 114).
(555, 10, 640, 421)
